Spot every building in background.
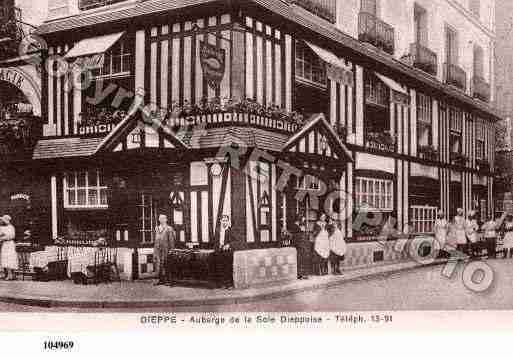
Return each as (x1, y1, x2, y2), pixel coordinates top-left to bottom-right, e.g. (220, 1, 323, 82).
(0, 0, 47, 243)
(2, 0, 500, 282)
(494, 0, 513, 213)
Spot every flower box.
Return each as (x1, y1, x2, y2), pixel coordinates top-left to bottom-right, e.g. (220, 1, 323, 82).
(418, 145, 439, 161)
(168, 112, 300, 133)
(476, 159, 490, 172)
(365, 132, 396, 153)
(451, 152, 468, 167)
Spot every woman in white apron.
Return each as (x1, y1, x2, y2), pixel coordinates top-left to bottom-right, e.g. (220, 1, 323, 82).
(503, 215, 513, 258)
(313, 213, 330, 276)
(482, 212, 507, 259)
(466, 211, 480, 258)
(434, 211, 449, 257)
(328, 219, 346, 275)
(0, 215, 17, 280)
(454, 208, 467, 255)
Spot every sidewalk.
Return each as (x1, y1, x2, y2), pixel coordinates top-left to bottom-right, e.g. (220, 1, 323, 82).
(0, 260, 446, 309)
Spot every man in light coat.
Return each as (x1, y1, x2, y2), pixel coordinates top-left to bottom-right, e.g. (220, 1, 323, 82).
(153, 214, 176, 286)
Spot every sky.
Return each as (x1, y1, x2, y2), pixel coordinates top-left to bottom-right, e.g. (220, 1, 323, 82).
(16, 0, 49, 27)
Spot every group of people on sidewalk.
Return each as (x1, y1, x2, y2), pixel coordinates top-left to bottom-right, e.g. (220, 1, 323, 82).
(433, 208, 513, 259)
(290, 213, 347, 280)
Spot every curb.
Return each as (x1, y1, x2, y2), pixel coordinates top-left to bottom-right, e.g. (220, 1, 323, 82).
(0, 261, 447, 309)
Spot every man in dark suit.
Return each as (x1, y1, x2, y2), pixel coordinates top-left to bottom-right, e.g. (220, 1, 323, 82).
(154, 214, 176, 286)
(292, 216, 312, 280)
(215, 215, 237, 288)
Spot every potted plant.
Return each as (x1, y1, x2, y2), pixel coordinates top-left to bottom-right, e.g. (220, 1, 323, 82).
(418, 145, 439, 161)
(450, 152, 468, 166)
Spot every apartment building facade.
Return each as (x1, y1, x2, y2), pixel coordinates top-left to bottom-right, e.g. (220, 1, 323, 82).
(0, 0, 500, 280)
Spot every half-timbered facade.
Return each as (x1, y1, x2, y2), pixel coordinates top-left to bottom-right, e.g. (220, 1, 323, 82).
(11, 0, 500, 280)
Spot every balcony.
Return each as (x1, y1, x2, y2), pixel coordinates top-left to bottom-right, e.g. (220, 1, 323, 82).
(410, 43, 438, 76)
(0, 6, 23, 61)
(358, 12, 395, 55)
(78, 0, 127, 11)
(444, 63, 467, 92)
(472, 76, 491, 102)
(289, 0, 336, 23)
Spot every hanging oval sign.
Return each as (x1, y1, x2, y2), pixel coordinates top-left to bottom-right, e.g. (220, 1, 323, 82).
(200, 40, 226, 91)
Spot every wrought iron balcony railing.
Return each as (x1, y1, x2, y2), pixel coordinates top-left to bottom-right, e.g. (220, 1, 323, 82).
(410, 43, 438, 76)
(443, 63, 467, 92)
(358, 12, 395, 55)
(78, 0, 126, 11)
(289, 0, 337, 23)
(472, 76, 491, 102)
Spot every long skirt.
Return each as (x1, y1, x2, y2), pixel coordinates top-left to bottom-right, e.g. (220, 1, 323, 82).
(1, 241, 18, 270)
(504, 232, 513, 250)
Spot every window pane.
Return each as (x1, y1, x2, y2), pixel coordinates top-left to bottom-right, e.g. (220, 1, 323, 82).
(122, 55, 131, 73)
(77, 189, 87, 206)
(67, 190, 76, 206)
(66, 173, 75, 189)
(113, 55, 122, 74)
(100, 189, 108, 206)
(88, 171, 98, 188)
(77, 172, 86, 187)
(89, 189, 98, 206)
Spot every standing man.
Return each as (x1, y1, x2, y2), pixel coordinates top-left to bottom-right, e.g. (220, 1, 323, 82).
(292, 216, 312, 280)
(0, 215, 17, 280)
(153, 214, 176, 286)
(215, 215, 237, 288)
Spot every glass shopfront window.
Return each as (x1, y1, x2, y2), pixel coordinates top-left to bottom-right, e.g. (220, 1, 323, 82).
(355, 177, 393, 211)
(64, 170, 108, 209)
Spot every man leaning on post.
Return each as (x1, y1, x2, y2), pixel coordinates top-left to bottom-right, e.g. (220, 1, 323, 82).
(154, 214, 176, 286)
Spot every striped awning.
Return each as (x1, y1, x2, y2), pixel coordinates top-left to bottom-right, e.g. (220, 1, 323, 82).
(304, 41, 346, 69)
(374, 72, 409, 95)
(64, 32, 125, 59)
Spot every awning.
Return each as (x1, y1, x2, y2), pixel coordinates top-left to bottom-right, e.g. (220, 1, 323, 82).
(304, 41, 352, 86)
(374, 72, 409, 95)
(64, 32, 125, 59)
(304, 41, 346, 69)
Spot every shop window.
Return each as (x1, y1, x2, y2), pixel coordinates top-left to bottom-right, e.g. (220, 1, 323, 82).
(355, 177, 393, 212)
(449, 106, 463, 154)
(64, 170, 108, 209)
(417, 92, 432, 148)
(410, 205, 437, 234)
(295, 41, 327, 87)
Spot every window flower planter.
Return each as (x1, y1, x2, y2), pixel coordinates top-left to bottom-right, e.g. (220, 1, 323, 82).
(365, 131, 397, 153)
(418, 145, 439, 161)
(451, 152, 468, 167)
(476, 159, 490, 172)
